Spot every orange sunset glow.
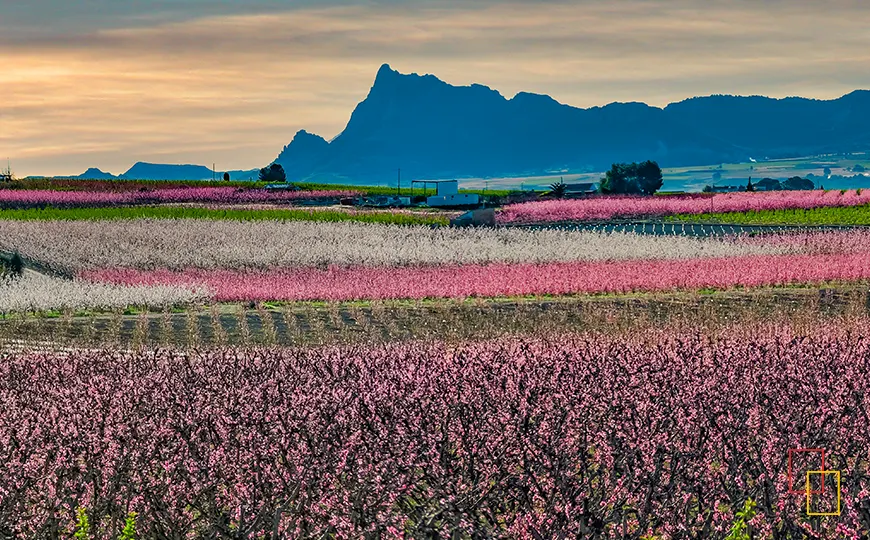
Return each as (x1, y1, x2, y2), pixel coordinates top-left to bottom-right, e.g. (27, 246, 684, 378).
(2, 0, 870, 177)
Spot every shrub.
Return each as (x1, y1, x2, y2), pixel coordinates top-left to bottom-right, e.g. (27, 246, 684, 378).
(119, 513, 137, 540)
(73, 508, 90, 540)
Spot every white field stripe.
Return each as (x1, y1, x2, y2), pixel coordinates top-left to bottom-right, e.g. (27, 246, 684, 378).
(0, 270, 209, 313)
(0, 338, 113, 355)
(0, 339, 189, 358)
(0, 219, 797, 272)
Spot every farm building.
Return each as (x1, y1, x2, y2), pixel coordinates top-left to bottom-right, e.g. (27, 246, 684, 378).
(564, 183, 598, 197)
(413, 180, 480, 208)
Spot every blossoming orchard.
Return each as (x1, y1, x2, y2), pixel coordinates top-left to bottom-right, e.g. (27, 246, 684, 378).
(2, 178, 870, 538)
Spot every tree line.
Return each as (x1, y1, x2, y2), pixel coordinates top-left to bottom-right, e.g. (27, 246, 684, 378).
(549, 160, 664, 198)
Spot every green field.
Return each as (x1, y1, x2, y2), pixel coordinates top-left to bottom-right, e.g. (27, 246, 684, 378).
(0, 205, 450, 226)
(669, 204, 870, 226)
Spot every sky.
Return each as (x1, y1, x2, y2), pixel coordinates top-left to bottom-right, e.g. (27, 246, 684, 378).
(2, 0, 870, 177)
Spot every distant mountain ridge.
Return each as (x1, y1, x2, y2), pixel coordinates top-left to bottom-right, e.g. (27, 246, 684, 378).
(276, 64, 870, 181)
(52, 163, 260, 181)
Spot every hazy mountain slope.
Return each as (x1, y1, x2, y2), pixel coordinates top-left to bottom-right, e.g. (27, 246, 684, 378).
(664, 90, 870, 157)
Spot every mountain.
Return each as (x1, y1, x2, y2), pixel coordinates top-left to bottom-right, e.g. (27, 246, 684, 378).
(278, 130, 330, 180)
(121, 162, 217, 181)
(276, 64, 870, 181)
(665, 91, 870, 157)
(74, 168, 118, 180)
(39, 168, 118, 180)
(42, 165, 260, 182)
(110, 163, 259, 181)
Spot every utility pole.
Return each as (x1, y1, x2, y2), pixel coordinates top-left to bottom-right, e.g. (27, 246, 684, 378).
(212, 163, 216, 182)
(397, 168, 401, 196)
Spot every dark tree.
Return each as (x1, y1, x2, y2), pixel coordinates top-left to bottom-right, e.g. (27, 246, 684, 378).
(548, 179, 567, 199)
(782, 176, 815, 190)
(10, 252, 23, 275)
(599, 161, 663, 196)
(599, 163, 635, 194)
(223, 172, 231, 182)
(258, 163, 287, 183)
(854, 164, 866, 173)
(746, 177, 755, 192)
(636, 160, 664, 195)
(755, 178, 781, 191)
(1, 251, 24, 276)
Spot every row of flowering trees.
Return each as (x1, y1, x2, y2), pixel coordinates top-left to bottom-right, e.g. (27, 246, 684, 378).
(0, 187, 354, 209)
(2, 323, 870, 538)
(499, 189, 870, 223)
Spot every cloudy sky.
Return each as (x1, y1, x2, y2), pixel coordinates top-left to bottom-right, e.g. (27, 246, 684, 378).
(2, 0, 869, 176)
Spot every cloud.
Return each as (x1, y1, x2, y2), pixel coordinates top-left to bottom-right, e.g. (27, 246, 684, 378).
(2, 0, 870, 176)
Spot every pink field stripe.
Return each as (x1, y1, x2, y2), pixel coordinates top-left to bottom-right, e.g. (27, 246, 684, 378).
(0, 187, 355, 207)
(498, 190, 870, 223)
(83, 252, 870, 302)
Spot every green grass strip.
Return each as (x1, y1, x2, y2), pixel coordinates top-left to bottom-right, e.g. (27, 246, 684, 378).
(0, 205, 449, 226)
(668, 205, 870, 226)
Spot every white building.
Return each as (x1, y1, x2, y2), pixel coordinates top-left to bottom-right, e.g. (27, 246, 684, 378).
(414, 180, 481, 208)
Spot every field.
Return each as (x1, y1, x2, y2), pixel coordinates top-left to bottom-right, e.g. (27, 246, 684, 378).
(6, 177, 510, 198)
(2, 181, 870, 538)
(497, 190, 870, 224)
(669, 205, 870, 226)
(0, 186, 357, 209)
(454, 154, 870, 192)
(0, 205, 449, 226)
(4, 310, 870, 537)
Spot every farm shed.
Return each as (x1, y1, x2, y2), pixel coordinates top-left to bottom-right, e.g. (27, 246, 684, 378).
(412, 180, 481, 208)
(564, 183, 598, 197)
